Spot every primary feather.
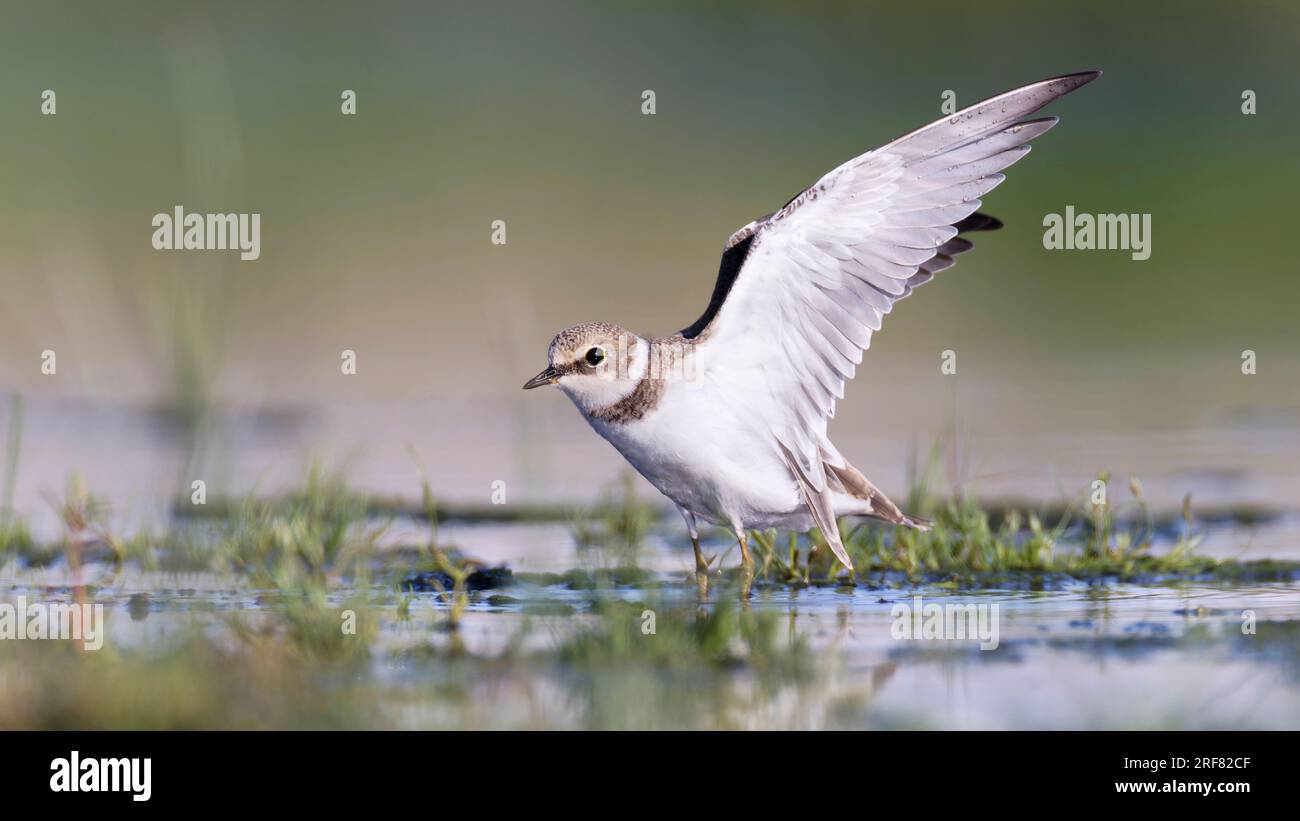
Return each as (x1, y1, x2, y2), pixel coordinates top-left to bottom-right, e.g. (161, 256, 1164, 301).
(686, 71, 1101, 568)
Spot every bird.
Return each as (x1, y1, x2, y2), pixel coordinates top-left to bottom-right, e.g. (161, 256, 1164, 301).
(523, 71, 1100, 586)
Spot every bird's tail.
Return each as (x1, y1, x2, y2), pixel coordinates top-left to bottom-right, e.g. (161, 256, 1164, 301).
(826, 461, 930, 531)
(898, 512, 932, 532)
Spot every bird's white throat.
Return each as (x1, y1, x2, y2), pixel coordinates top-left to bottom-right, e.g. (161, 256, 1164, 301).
(560, 335, 650, 416)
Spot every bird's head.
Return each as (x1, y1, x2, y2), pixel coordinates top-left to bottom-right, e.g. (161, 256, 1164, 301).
(522, 322, 647, 413)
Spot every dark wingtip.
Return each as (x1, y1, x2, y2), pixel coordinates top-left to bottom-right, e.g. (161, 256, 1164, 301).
(1049, 69, 1102, 87)
(954, 212, 1003, 233)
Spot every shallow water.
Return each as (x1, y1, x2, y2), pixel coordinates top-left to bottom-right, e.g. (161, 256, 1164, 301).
(4, 519, 1298, 730)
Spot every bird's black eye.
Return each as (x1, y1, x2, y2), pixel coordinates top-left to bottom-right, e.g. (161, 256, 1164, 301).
(585, 347, 606, 367)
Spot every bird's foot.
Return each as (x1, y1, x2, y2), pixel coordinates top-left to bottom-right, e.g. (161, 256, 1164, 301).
(693, 548, 712, 577)
(737, 536, 755, 599)
(738, 566, 754, 601)
(691, 537, 712, 599)
(738, 557, 755, 600)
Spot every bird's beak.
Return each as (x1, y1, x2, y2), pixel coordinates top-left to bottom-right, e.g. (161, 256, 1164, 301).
(522, 366, 560, 390)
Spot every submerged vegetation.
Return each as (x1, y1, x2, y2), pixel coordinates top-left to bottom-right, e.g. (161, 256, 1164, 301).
(2, 443, 1298, 587)
(2, 394, 1299, 728)
(740, 469, 1297, 588)
(2, 451, 1299, 596)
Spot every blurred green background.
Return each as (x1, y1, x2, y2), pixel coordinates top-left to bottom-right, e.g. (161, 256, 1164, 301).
(1, 0, 1297, 521)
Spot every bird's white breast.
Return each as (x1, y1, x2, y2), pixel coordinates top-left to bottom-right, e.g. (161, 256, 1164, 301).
(583, 375, 804, 529)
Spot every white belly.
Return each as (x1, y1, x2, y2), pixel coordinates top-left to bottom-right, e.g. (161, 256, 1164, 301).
(582, 379, 806, 530)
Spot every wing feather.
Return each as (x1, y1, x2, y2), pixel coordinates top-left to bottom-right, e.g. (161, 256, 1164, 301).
(683, 72, 1099, 569)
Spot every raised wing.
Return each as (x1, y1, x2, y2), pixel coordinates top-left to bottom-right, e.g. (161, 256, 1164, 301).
(687, 71, 1100, 567)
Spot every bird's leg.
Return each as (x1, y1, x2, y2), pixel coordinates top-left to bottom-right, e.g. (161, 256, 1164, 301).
(691, 534, 710, 576)
(737, 532, 754, 571)
(690, 534, 710, 599)
(677, 505, 710, 598)
(735, 529, 754, 599)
